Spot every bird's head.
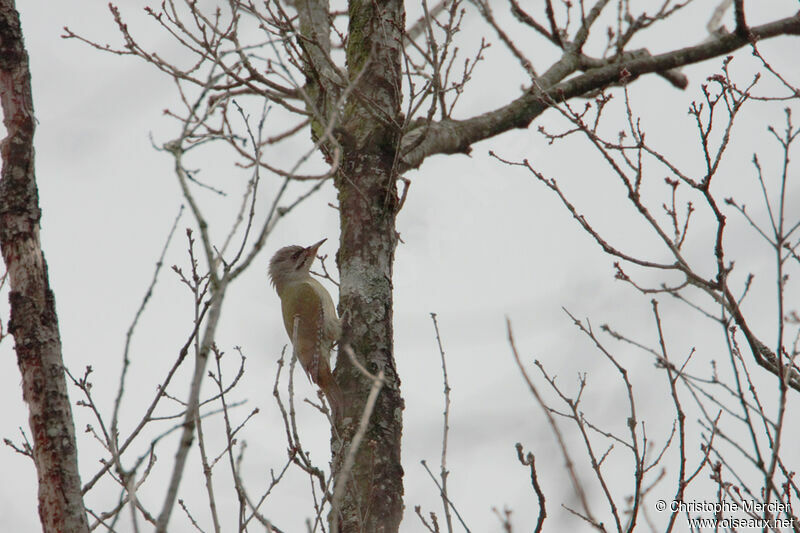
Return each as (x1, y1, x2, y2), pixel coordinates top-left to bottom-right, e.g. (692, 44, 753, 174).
(269, 238, 327, 288)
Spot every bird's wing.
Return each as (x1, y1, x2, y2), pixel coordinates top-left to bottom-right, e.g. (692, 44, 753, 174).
(308, 278, 341, 342)
(282, 282, 328, 382)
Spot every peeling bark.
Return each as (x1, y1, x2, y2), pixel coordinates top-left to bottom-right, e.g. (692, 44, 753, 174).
(0, 2, 89, 532)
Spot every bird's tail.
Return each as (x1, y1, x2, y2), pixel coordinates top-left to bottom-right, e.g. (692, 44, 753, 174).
(317, 367, 344, 423)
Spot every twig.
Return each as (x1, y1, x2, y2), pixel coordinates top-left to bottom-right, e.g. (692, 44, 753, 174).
(429, 312, 454, 533)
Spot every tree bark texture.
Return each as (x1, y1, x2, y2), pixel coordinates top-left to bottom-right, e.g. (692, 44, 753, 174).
(331, 1, 406, 531)
(0, 2, 90, 532)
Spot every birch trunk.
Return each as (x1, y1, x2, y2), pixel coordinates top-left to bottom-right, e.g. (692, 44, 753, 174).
(0, 2, 89, 531)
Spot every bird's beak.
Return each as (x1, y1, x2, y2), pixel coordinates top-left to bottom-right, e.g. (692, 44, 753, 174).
(305, 238, 327, 256)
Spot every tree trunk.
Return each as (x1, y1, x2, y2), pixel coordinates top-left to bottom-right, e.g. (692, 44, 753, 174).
(332, 1, 406, 531)
(0, 2, 90, 532)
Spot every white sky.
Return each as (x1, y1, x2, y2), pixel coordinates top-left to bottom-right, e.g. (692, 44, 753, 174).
(2, 1, 799, 532)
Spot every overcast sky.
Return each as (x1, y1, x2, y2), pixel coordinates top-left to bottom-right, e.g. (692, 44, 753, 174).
(2, 1, 799, 532)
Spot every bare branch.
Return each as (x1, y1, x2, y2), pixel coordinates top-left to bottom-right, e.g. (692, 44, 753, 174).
(400, 13, 800, 170)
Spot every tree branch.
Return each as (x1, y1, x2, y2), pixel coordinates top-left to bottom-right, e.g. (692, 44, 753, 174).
(399, 12, 800, 171)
